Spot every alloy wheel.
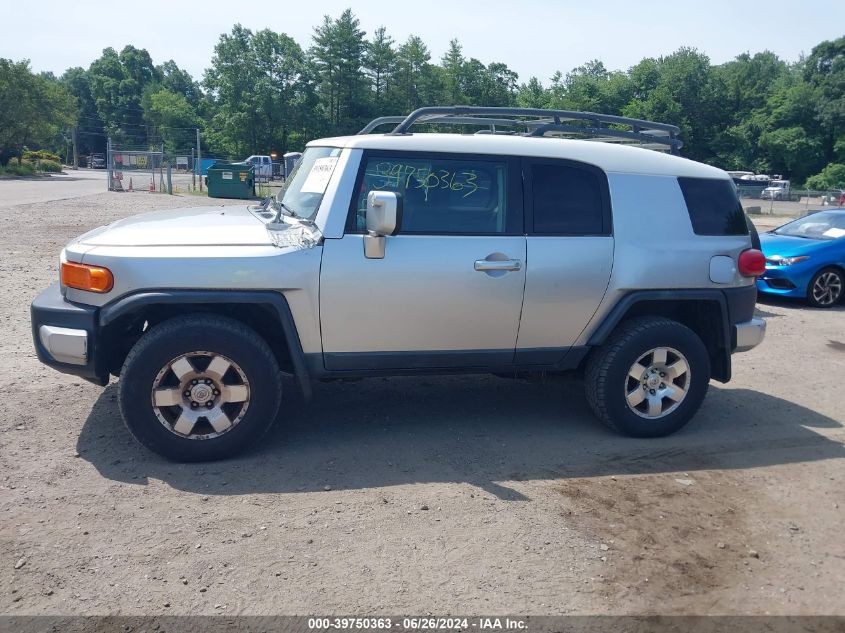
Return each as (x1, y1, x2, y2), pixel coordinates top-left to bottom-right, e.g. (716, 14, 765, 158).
(625, 347, 691, 420)
(811, 271, 843, 306)
(150, 351, 250, 439)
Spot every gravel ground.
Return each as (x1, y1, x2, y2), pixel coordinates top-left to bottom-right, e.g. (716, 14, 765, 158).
(1, 178, 843, 616)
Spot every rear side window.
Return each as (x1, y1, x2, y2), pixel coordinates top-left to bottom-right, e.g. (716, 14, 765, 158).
(678, 177, 748, 236)
(528, 161, 610, 235)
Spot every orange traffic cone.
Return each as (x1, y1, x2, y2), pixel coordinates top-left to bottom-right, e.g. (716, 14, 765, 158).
(128, 177, 133, 192)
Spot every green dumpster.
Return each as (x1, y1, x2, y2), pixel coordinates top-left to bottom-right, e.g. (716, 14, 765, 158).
(207, 162, 255, 199)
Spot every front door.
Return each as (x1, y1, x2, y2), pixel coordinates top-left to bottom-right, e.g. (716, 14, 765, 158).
(319, 151, 525, 371)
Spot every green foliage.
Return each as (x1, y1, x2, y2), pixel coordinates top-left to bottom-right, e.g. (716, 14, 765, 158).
(38, 159, 63, 172)
(0, 59, 77, 162)
(23, 149, 61, 162)
(87, 46, 160, 146)
(1, 158, 35, 176)
(309, 10, 368, 132)
(804, 163, 845, 190)
(204, 24, 314, 157)
(142, 88, 199, 153)
(623, 48, 727, 162)
(5, 13, 842, 183)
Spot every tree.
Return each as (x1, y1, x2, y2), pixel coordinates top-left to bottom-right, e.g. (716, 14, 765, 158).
(804, 163, 845, 189)
(88, 46, 161, 147)
(157, 60, 201, 105)
(803, 37, 845, 165)
(0, 59, 77, 162)
(393, 36, 443, 113)
(365, 26, 396, 110)
(441, 39, 466, 104)
(759, 126, 823, 181)
(62, 66, 103, 155)
(310, 9, 367, 132)
(548, 60, 631, 114)
(484, 62, 519, 106)
(142, 88, 199, 153)
(517, 77, 549, 108)
(204, 25, 262, 156)
(252, 29, 310, 153)
(205, 25, 315, 156)
(623, 48, 726, 162)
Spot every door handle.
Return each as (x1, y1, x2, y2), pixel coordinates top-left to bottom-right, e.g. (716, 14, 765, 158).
(474, 259, 522, 272)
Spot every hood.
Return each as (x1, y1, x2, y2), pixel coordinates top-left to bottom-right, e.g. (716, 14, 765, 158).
(75, 205, 273, 247)
(760, 231, 826, 257)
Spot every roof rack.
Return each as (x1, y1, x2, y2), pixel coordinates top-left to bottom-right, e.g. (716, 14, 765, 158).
(358, 106, 682, 154)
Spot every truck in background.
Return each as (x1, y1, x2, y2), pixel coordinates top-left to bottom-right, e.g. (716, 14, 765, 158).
(242, 155, 273, 181)
(761, 179, 791, 201)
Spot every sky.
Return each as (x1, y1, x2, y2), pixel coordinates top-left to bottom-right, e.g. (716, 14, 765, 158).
(2, 0, 843, 84)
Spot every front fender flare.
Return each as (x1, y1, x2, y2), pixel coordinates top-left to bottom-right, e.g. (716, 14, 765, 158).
(99, 290, 312, 400)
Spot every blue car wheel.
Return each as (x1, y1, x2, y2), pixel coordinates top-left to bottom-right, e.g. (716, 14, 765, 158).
(808, 267, 844, 308)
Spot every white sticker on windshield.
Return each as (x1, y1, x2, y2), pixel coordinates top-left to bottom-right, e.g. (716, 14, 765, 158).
(300, 157, 338, 193)
(823, 227, 845, 238)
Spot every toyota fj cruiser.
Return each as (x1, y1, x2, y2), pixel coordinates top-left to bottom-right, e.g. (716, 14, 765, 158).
(31, 107, 767, 461)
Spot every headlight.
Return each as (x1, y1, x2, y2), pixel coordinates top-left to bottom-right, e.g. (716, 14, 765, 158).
(769, 255, 809, 266)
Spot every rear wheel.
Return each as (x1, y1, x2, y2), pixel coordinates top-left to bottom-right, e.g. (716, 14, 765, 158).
(807, 267, 843, 308)
(119, 314, 281, 461)
(584, 317, 711, 437)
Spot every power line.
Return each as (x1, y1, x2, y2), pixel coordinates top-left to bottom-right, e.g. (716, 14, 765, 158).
(75, 114, 201, 132)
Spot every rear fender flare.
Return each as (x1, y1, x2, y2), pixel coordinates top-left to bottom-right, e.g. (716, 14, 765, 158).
(587, 289, 732, 382)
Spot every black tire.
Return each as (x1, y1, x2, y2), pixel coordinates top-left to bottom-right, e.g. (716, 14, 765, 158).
(119, 314, 282, 461)
(584, 316, 711, 438)
(806, 267, 844, 308)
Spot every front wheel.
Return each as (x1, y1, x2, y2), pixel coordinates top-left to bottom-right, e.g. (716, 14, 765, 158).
(807, 267, 843, 308)
(119, 314, 282, 461)
(584, 317, 711, 438)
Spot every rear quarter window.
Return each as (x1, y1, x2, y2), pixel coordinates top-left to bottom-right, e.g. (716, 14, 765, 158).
(678, 177, 749, 236)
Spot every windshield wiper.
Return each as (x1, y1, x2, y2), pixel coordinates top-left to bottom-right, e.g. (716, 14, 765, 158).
(273, 200, 296, 221)
(274, 200, 317, 225)
(279, 201, 297, 216)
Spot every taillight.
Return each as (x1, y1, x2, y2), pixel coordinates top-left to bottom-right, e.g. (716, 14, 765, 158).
(738, 249, 766, 277)
(61, 261, 114, 293)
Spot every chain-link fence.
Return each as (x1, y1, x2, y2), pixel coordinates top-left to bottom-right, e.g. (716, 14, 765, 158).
(740, 187, 845, 219)
(103, 133, 298, 198)
(107, 141, 165, 193)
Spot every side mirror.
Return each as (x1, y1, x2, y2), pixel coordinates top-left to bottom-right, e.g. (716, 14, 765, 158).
(364, 191, 402, 259)
(366, 191, 401, 235)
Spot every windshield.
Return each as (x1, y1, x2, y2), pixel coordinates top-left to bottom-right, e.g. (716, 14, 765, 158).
(274, 146, 341, 220)
(774, 212, 845, 240)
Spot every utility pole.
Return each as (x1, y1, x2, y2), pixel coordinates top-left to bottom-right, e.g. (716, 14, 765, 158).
(72, 128, 78, 170)
(196, 128, 202, 192)
(106, 137, 112, 191)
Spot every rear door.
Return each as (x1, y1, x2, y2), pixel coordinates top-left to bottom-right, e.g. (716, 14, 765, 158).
(319, 151, 526, 371)
(516, 158, 614, 364)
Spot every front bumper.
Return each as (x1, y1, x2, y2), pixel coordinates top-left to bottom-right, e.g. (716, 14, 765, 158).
(733, 317, 767, 353)
(757, 262, 815, 299)
(31, 283, 108, 385)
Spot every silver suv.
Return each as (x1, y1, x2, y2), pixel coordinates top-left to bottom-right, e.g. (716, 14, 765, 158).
(31, 107, 766, 461)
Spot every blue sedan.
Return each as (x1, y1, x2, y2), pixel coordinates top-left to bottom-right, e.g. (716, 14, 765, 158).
(758, 209, 845, 307)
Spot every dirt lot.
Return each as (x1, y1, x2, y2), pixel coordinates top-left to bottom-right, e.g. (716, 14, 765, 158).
(0, 175, 843, 616)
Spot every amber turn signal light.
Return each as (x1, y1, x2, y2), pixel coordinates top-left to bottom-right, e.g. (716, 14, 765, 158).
(61, 261, 114, 293)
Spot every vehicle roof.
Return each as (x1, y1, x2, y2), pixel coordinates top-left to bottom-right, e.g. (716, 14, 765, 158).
(308, 133, 728, 179)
